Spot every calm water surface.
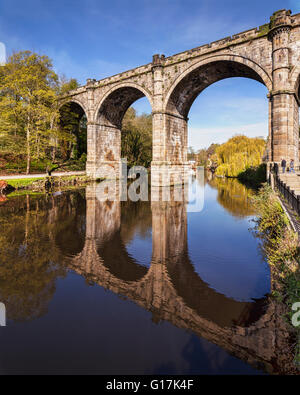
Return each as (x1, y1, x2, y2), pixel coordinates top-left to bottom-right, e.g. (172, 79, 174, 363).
(0, 175, 274, 375)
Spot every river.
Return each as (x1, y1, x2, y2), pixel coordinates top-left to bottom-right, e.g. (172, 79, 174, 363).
(0, 174, 292, 375)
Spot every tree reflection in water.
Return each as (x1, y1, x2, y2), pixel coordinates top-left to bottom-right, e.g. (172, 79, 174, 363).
(207, 175, 256, 218)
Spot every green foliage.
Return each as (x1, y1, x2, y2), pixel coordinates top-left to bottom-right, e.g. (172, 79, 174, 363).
(121, 107, 152, 168)
(8, 178, 45, 189)
(0, 192, 87, 321)
(215, 135, 266, 177)
(58, 77, 79, 95)
(238, 163, 267, 187)
(252, 184, 300, 363)
(257, 23, 270, 36)
(79, 153, 87, 163)
(253, 184, 288, 247)
(0, 51, 59, 173)
(6, 174, 89, 190)
(252, 184, 299, 304)
(0, 50, 84, 175)
(197, 143, 220, 166)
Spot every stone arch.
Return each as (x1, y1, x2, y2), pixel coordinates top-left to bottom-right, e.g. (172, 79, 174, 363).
(164, 54, 272, 119)
(59, 98, 89, 122)
(292, 66, 300, 106)
(88, 82, 153, 178)
(56, 99, 89, 161)
(94, 82, 153, 126)
(290, 65, 300, 103)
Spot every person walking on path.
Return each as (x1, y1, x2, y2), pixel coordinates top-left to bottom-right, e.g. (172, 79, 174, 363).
(281, 158, 287, 173)
(289, 159, 295, 173)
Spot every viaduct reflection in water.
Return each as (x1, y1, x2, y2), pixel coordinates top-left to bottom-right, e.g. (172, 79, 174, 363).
(68, 183, 292, 374)
(0, 179, 295, 374)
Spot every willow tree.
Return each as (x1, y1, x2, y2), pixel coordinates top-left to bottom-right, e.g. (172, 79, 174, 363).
(0, 51, 58, 173)
(215, 135, 266, 177)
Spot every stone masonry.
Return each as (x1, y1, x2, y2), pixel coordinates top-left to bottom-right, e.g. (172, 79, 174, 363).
(59, 9, 300, 185)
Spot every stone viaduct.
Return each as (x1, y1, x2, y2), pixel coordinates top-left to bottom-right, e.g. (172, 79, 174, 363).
(63, 183, 295, 374)
(60, 9, 300, 184)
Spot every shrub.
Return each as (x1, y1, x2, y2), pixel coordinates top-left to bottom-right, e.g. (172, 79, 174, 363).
(238, 164, 267, 187)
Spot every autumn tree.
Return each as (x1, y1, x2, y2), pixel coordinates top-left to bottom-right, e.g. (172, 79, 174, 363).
(0, 51, 85, 174)
(196, 143, 220, 166)
(0, 51, 59, 173)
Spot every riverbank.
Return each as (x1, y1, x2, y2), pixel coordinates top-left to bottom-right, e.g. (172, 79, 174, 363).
(206, 164, 267, 189)
(252, 184, 300, 372)
(0, 172, 92, 193)
(0, 170, 86, 180)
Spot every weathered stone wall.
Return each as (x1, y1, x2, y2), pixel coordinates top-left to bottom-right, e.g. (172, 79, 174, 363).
(60, 9, 300, 184)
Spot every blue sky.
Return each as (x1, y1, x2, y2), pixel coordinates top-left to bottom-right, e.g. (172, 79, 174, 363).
(0, 0, 299, 149)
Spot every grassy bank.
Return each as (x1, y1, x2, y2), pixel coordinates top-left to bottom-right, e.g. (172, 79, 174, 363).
(5, 175, 92, 192)
(8, 177, 45, 189)
(0, 155, 86, 176)
(252, 184, 300, 368)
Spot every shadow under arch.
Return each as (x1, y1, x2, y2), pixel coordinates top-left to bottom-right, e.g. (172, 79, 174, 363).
(97, 232, 149, 282)
(290, 65, 300, 102)
(95, 198, 152, 283)
(296, 73, 300, 103)
(164, 56, 270, 119)
(96, 83, 153, 128)
(165, 249, 268, 329)
(58, 100, 88, 160)
(54, 191, 87, 257)
(59, 100, 87, 127)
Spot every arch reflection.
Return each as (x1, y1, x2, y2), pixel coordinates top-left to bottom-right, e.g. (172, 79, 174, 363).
(0, 180, 293, 374)
(71, 182, 268, 329)
(66, 181, 289, 373)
